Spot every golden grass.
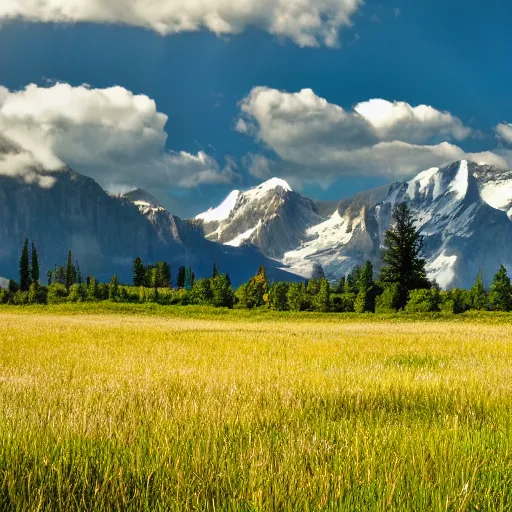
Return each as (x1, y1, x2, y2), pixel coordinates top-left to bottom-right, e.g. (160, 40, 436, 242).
(0, 308, 511, 510)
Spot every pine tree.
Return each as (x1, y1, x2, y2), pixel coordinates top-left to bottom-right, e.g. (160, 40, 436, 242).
(47, 269, 53, 286)
(268, 282, 290, 311)
(133, 257, 146, 287)
(354, 261, 376, 313)
(380, 202, 429, 309)
(65, 250, 76, 290)
(346, 266, 362, 295)
(184, 267, 193, 291)
(109, 275, 119, 301)
(211, 274, 235, 308)
(489, 265, 512, 312)
(177, 266, 186, 289)
(19, 239, 31, 292)
(159, 262, 171, 288)
(470, 270, 488, 311)
(335, 276, 346, 294)
(314, 278, 331, 312)
(287, 282, 307, 312)
(76, 261, 82, 285)
(30, 242, 40, 285)
(212, 261, 219, 278)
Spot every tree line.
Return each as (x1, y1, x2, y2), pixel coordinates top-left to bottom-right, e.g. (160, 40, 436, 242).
(2, 203, 512, 313)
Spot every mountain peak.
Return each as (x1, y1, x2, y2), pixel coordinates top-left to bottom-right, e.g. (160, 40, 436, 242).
(257, 177, 292, 193)
(121, 188, 163, 208)
(195, 189, 240, 223)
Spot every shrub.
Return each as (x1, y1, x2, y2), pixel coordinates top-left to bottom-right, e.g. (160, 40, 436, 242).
(47, 283, 68, 304)
(287, 283, 308, 312)
(269, 282, 290, 311)
(331, 293, 356, 313)
(28, 283, 48, 304)
(405, 288, 441, 313)
(68, 284, 87, 303)
(375, 283, 401, 313)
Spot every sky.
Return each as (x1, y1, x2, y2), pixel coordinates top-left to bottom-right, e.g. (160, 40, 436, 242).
(1, 0, 512, 217)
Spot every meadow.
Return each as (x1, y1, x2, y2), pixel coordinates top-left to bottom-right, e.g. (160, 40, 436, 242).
(0, 305, 511, 511)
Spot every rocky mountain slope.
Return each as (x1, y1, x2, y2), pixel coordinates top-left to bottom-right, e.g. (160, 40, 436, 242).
(197, 161, 512, 289)
(0, 168, 301, 285)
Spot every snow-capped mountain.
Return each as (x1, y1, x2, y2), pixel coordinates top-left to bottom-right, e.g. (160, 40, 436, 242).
(196, 177, 323, 260)
(0, 168, 302, 285)
(197, 161, 512, 289)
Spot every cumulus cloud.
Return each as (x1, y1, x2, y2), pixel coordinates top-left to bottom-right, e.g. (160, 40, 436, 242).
(0, 0, 362, 48)
(496, 123, 512, 145)
(0, 82, 238, 191)
(236, 87, 504, 185)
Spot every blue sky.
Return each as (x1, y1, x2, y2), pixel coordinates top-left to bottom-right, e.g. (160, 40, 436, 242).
(0, 0, 511, 217)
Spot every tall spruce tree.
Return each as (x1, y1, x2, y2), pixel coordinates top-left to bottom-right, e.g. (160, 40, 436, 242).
(354, 261, 376, 313)
(489, 265, 512, 312)
(19, 239, 31, 292)
(132, 257, 145, 286)
(212, 261, 219, 278)
(380, 203, 429, 309)
(184, 267, 193, 291)
(65, 251, 76, 290)
(177, 266, 186, 289)
(76, 262, 82, 285)
(470, 270, 488, 311)
(30, 242, 39, 285)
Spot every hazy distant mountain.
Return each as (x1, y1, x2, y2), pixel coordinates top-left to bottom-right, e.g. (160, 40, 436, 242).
(0, 168, 301, 285)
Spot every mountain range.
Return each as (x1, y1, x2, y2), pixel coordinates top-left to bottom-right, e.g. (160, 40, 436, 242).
(1, 160, 511, 289)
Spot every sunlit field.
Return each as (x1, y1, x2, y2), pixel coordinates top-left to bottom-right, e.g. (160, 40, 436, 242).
(1, 305, 511, 511)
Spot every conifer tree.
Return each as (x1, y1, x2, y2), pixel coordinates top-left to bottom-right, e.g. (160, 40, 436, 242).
(30, 242, 39, 285)
(470, 270, 488, 311)
(346, 266, 362, 295)
(65, 251, 76, 290)
(133, 257, 146, 287)
(76, 262, 82, 285)
(489, 265, 512, 312)
(314, 278, 331, 312)
(212, 261, 219, 278)
(268, 282, 289, 311)
(211, 274, 235, 308)
(355, 261, 376, 313)
(177, 266, 186, 289)
(184, 267, 193, 291)
(335, 276, 346, 294)
(47, 269, 53, 286)
(380, 202, 429, 309)
(159, 262, 171, 288)
(109, 275, 119, 301)
(287, 282, 307, 312)
(19, 239, 31, 292)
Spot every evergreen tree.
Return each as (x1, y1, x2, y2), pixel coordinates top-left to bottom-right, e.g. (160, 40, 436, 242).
(268, 282, 290, 311)
(335, 276, 346, 294)
(65, 251, 76, 290)
(346, 266, 362, 295)
(109, 275, 119, 301)
(184, 267, 193, 291)
(87, 276, 98, 301)
(133, 257, 146, 287)
(379, 202, 429, 309)
(287, 282, 307, 312)
(177, 266, 186, 289)
(19, 238, 31, 292)
(30, 242, 39, 285)
(212, 261, 219, 278)
(8, 280, 19, 294)
(47, 270, 53, 286)
(211, 274, 235, 308)
(470, 270, 488, 311)
(191, 278, 213, 305)
(159, 262, 171, 288)
(76, 262, 82, 285)
(354, 261, 376, 313)
(225, 274, 232, 287)
(314, 278, 331, 312)
(489, 265, 512, 312)
(144, 264, 155, 288)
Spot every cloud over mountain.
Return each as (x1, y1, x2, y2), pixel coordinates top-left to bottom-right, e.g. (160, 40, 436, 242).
(0, 0, 362, 47)
(0, 82, 236, 191)
(236, 87, 507, 185)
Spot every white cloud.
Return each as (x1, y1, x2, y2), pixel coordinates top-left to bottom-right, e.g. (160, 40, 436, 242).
(496, 123, 512, 145)
(0, 82, 238, 191)
(237, 87, 503, 185)
(0, 0, 362, 48)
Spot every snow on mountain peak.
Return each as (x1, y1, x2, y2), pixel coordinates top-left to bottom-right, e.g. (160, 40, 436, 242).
(448, 160, 469, 200)
(257, 177, 292, 193)
(195, 190, 240, 223)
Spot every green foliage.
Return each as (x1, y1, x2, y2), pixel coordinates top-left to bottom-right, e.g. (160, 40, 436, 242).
(12, 291, 29, 305)
(184, 267, 193, 291)
(237, 267, 268, 309)
(331, 293, 356, 313)
(441, 288, 472, 314)
(87, 277, 98, 301)
(380, 202, 430, 309)
(28, 283, 47, 305)
(314, 279, 331, 312)
(191, 278, 213, 305)
(65, 251, 77, 291)
(177, 267, 186, 289)
(30, 242, 39, 284)
(19, 238, 31, 292)
(346, 266, 362, 295)
(211, 274, 235, 309)
(405, 288, 442, 313)
(212, 262, 219, 279)
(375, 283, 401, 314)
(334, 276, 346, 294)
(68, 284, 87, 303)
(489, 265, 512, 312)
(47, 283, 68, 304)
(268, 282, 290, 311)
(133, 257, 146, 287)
(354, 262, 377, 313)
(287, 282, 308, 312)
(470, 271, 488, 311)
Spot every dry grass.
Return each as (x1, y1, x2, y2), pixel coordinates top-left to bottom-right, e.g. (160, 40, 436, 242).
(0, 307, 511, 510)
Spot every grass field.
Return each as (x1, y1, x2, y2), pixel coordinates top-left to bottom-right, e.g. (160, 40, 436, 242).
(1, 305, 511, 511)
